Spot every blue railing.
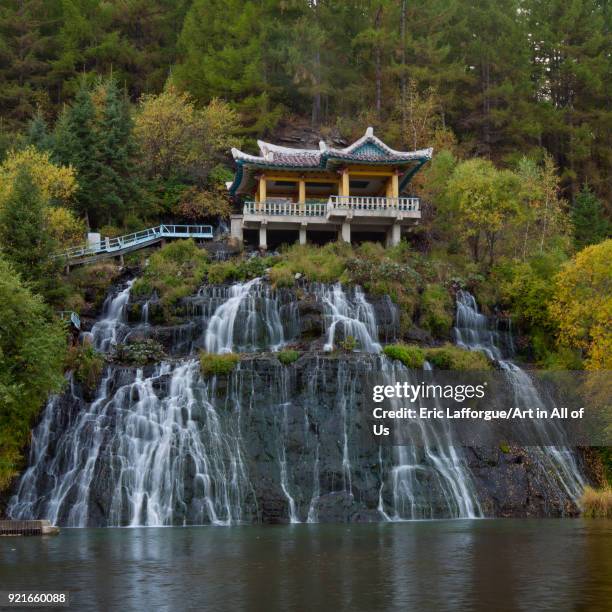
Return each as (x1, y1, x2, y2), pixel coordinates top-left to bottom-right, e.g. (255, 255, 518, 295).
(58, 224, 214, 262)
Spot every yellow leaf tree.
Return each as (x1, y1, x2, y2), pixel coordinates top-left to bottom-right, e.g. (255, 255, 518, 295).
(0, 146, 77, 208)
(550, 239, 612, 370)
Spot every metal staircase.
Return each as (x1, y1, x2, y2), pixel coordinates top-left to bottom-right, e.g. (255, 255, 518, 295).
(58, 224, 214, 267)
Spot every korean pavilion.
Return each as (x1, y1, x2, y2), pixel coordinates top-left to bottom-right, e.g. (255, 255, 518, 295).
(227, 127, 432, 249)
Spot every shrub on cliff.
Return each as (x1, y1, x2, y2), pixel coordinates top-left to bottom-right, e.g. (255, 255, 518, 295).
(277, 349, 300, 365)
(199, 351, 240, 376)
(383, 344, 425, 369)
(424, 345, 491, 370)
(419, 284, 453, 338)
(65, 343, 105, 392)
(132, 239, 209, 312)
(113, 340, 166, 365)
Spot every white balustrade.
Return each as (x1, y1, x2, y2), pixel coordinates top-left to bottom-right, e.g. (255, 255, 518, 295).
(328, 195, 420, 211)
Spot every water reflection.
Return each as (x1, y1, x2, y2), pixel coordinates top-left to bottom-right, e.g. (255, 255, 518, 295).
(0, 520, 610, 611)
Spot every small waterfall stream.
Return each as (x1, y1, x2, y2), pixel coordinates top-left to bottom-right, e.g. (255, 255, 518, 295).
(316, 283, 382, 352)
(88, 280, 133, 351)
(202, 279, 298, 353)
(453, 290, 584, 505)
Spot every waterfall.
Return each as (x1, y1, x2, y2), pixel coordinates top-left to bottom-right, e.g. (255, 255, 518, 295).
(89, 280, 133, 351)
(8, 362, 255, 526)
(381, 359, 482, 520)
(453, 290, 584, 506)
(203, 279, 298, 353)
(316, 283, 381, 353)
(10, 278, 582, 526)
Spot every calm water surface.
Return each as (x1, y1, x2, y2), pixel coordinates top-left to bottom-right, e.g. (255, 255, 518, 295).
(1, 520, 611, 612)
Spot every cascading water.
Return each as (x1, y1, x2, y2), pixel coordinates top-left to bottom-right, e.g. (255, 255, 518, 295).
(316, 283, 381, 352)
(380, 359, 482, 520)
(10, 277, 581, 526)
(88, 280, 133, 351)
(203, 279, 298, 353)
(453, 290, 584, 506)
(9, 362, 256, 526)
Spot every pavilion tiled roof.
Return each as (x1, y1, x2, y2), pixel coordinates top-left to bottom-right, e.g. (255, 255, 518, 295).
(227, 127, 433, 195)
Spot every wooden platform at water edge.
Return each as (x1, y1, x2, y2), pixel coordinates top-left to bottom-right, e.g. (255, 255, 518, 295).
(0, 520, 59, 536)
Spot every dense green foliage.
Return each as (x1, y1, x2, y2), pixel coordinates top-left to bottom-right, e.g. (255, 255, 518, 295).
(0, 257, 66, 488)
(65, 344, 105, 393)
(571, 186, 610, 250)
(132, 239, 209, 313)
(0, 0, 609, 205)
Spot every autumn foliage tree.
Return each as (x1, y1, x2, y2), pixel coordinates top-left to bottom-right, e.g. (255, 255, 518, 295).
(550, 240, 612, 370)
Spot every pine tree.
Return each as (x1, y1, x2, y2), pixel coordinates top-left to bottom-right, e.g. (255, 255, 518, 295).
(0, 166, 57, 289)
(0, 0, 57, 128)
(571, 185, 610, 249)
(26, 108, 51, 150)
(93, 78, 138, 225)
(52, 82, 99, 226)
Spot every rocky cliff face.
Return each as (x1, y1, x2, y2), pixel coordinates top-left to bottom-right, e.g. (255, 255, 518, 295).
(7, 279, 586, 526)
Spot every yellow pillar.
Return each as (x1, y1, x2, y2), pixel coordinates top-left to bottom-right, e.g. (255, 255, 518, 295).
(385, 177, 393, 198)
(258, 175, 266, 210)
(391, 172, 399, 204)
(298, 178, 306, 213)
(339, 169, 350, 198)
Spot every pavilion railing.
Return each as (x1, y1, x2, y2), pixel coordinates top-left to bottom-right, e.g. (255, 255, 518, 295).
(244, 200, 327, 217)
(328, 195, 420, 211)
(244, 196, 419, 217)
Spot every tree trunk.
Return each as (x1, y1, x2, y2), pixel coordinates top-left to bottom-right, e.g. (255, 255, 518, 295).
(400, 0, 407, 134)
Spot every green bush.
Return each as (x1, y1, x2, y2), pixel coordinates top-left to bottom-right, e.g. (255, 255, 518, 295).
(269, 264, 295, 287)
(199, 351, 240, 376)
(277, 349, 300, 365)
(132, 239, 208, 314)
(113, 340, 166, 365)
(419, 283, 453, 338)
(0, 256, 67, 490)
(383, 344, 425, 369)
(207, 261, 240, 284)
(424, 344, 491, 370)
(65, 261, 122, 310)
(65, 343, 105, 391)
(340, 335, 358, 352)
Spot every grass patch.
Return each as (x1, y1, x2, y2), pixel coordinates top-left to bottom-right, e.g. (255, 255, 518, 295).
(277, 349, 300, 365)
(383, 344, 425, 369)
(132, 240, 209, 314)
(199, 351, 240, 376)
(581, 486, 612, 518)
(424, 344, 491, 370)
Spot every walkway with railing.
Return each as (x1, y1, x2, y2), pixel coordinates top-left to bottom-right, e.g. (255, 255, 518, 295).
(59, 224, 214, 266)
(243, 196, 420, 218)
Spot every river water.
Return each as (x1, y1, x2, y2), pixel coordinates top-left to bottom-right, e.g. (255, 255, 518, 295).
(1, 521, 610, 611)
